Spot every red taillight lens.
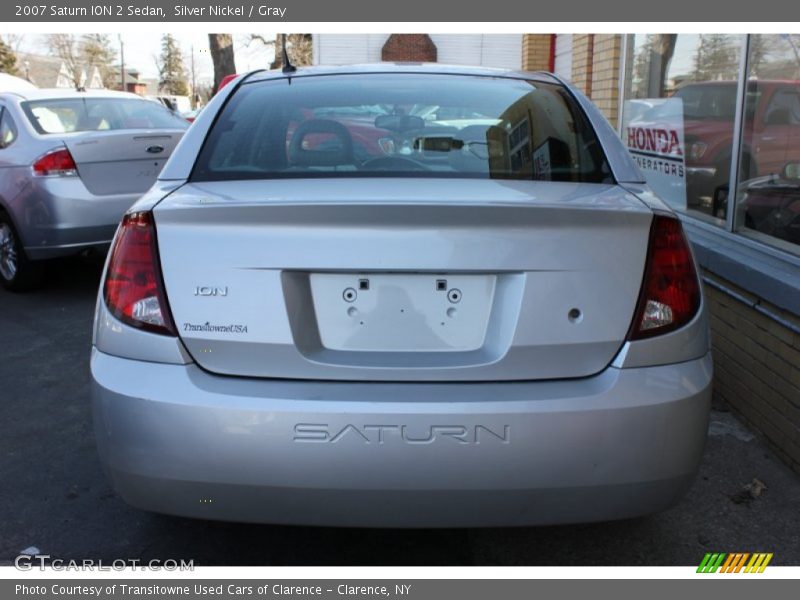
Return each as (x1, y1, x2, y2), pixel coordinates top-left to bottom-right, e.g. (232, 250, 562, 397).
(629, 214, 701, 340)
(32, 148, 77, 177)
(103, 211, 176, 336)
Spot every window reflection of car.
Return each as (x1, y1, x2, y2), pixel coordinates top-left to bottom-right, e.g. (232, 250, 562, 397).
(289, 105, 502, 167)
(668, 80, 800, 217)
(732, 162, 800, 244)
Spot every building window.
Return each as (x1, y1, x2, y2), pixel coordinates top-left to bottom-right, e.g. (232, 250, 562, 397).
(621, 34, 800, 258)
(733, 35, 800, 253)
(621, 34, 742, 225)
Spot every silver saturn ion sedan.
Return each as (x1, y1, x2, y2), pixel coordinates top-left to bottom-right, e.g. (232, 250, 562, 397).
(91, 65, 712, 527)
(0, 89, 188, 290)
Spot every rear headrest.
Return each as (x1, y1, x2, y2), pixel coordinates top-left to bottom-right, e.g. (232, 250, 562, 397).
(288, 119, 355, 167)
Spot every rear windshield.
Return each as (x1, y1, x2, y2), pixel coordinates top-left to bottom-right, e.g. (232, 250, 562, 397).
(192, 73, 613, 183)
(22, 97, 189, 134)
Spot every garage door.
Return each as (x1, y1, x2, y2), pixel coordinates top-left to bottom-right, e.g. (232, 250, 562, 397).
(430, 34, 522, 69)
(554, 34, 573, 81)
(314, 34, 389, 65)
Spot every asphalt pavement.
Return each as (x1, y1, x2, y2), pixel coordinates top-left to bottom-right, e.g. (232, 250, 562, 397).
(1, 256, 799, 566)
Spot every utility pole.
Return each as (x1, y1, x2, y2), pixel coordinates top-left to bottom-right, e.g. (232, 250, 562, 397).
(190, 44, 196, 108)
(119, 34, 126, 92)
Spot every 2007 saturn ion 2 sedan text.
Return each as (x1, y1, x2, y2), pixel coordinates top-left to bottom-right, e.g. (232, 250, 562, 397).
(91, 65, 712, 527)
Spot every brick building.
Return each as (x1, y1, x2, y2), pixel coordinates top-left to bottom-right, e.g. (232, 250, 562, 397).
(113, 67, 149, 95)
(311, 33, 800, 474)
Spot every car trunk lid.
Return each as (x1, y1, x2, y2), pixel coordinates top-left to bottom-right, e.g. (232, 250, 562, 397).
(63, 129, 184, 195)
(153, 178, 653, 381)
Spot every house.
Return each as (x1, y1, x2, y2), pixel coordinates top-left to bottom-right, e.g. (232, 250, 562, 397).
(16, 51, 104, 89)
(138, 77, 161, 96)
(112, 67, 148, 95)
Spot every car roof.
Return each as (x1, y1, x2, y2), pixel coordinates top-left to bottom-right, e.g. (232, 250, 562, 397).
(245, 63, 561, 85)
(0, 88, 146, 102)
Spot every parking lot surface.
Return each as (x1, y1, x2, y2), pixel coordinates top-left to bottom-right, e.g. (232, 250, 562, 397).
(1, 256, 799, 566)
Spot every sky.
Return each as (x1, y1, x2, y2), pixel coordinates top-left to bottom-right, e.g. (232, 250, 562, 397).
(14, 33, 750, 89)
(17, 32, 701, 87)
(18, 32, 277, 85)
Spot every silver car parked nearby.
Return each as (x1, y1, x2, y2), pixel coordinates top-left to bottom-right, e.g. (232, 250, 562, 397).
(91, 65, 712, 527)
(0, 89, 188, 290)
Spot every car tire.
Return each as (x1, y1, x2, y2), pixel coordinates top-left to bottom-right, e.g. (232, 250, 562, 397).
(0, 211, 44, 292)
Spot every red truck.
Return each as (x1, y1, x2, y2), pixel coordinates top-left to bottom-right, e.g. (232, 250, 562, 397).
(672, 80, 800, 218)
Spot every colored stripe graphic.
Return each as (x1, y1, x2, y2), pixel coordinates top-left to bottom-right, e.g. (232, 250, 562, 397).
(727, 553, 749, 573)
(744, 553, 773, 573)
(720, 553, 736, 573)
(697, 553, 727, 573)
(698, 552, 773, 573)
(697, 553, 713, 573)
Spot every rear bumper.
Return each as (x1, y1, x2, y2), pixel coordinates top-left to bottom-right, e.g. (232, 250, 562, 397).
(25, 238, 113, 260)
(91, 349, 712, 527)
(11, 177, 137, 260)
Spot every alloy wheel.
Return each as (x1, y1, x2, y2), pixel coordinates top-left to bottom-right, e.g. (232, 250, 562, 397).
(0, 222, 18, 281)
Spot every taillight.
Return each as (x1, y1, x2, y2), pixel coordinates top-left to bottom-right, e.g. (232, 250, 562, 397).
(629, 213, 701, 340)
(103, 211, 176, 336)
(32, 148, 77, 177)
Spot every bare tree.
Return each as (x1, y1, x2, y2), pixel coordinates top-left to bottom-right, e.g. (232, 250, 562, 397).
(248, 34, 312, 69)
(649, 34, 677, 96)
(81, 34, 117, 88)
(692, 34, 738, 82)
(2, 34, 25, 53)
(630, 34, 679, 98)
(208, 34, 236, 92)
(47, 34, 83, 88)
(47, 34, 118, 89)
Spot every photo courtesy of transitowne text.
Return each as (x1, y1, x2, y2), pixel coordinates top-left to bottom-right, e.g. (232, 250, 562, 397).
(16, 584, 410, 595)
(0, 0, 799, 598)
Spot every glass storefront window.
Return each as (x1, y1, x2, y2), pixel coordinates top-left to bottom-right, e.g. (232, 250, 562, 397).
(734, 34, 800, 253)
(620, 34, 742, 224)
